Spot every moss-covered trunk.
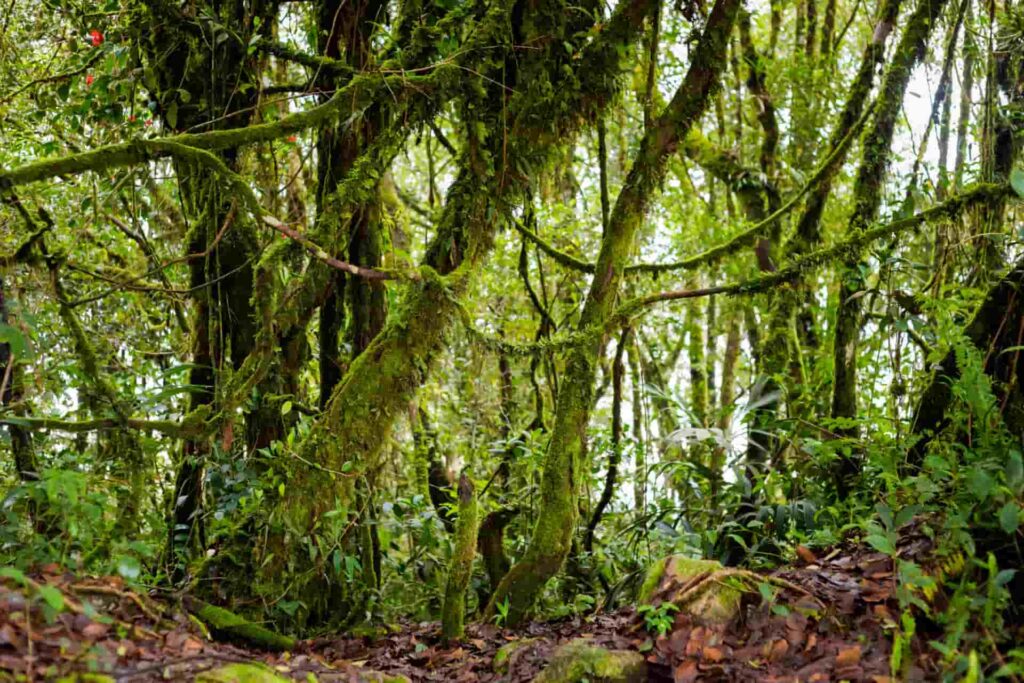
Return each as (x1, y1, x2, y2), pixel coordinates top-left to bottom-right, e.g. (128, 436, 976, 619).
(486, 0, 740, 624)
(746, 0, 904, 485)
(137, 0, 273, 569)
(829, 0, 950, 492)
(251, 0, 656, 628)
(441, 472, 480, 641)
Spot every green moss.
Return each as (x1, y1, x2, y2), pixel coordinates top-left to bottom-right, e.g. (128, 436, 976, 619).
(195, 663, 291, 683)
(639, 556, 744, 624)
(492, 638, 539, 673)
(637, 556, 671, 604)
(196, 603, 296, 651)
(534, 640, 645, 683)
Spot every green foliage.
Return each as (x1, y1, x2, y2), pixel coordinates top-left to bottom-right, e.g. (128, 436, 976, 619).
(1, 0, 1023, 675)
(637, 602, 679, 637)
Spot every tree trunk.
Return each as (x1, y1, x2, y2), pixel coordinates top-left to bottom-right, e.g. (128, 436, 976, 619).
(830, 0, 952, 494)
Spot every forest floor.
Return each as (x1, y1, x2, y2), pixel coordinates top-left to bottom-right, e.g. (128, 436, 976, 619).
(0, 528, 944, 682)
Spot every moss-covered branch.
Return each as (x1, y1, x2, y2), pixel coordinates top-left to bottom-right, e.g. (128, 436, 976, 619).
(513, 108, 874, 278)
(463, 184, 1011, 356)
(0, 68, 453, 188)
(0, 415, 190, 437)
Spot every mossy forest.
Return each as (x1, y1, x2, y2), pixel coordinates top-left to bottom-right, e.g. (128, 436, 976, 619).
(1, 0, 1023, 679)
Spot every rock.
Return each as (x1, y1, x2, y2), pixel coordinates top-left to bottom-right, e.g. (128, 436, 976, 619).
(638, 556, 743, 624)
(195, 663, 292, 682)
(533, 639, 645, 683)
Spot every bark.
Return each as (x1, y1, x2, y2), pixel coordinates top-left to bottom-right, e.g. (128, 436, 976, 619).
(628, 339, 647, 510)
(953, 0, 976, 192)
(739, 11, 779, 180)
(415, 407, 455, 533)
(910, 20, 1024, 458)
(478, 508, 517, 603)
(47, 258, 146, 537)
(485, 0, 740, 624)
(751, 0, 904, 447)
(712, 311, 742, 494)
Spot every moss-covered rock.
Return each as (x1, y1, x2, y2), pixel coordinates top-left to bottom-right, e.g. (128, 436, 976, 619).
(533, 639, 645, 683)
(638, 556, 744, 624)
(492, 637, 539, 673)
(193, 662, 409, 682)
(195, 663, 291, 682)
(357, 673, 412, 683)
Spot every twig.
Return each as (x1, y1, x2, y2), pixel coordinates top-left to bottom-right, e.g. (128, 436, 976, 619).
(70, 583, 164, 624)
(262, 215, 414, 281)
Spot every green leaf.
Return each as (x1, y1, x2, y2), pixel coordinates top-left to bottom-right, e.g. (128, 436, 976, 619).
(0, 323, 29, 357)
(998, 502, 1020, 535)
(876, 503, 893, 530)
(166, 101, 178, 129)
(1011, 167, 1024, 198)
(0, 566, 29, 586)
(37, 585, 65, 612)
(995, 569, 1017, 588)
(281, 401, 292, 416)
(967, 467, 995, 501)
(866, 533, 896, 555)
(1006, 451, 1023, 488)
(117, 556, 141, 580)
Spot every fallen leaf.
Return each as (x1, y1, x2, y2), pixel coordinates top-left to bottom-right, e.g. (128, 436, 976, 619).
(81, 622, 110, 639)
(702, 646, 723, 663)
(836, 645, 862, 667)
(673, 659, 699, 683)
(768, 639, 789, 662)
(797, 546, 818, 564)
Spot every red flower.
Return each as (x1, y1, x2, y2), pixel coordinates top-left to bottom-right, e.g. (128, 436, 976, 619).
(286, 135, 297, 143)
(145, 119, 153, 127)
(89, 30, 103, 47)
(85, 74, 94, 86)
(128, 115, 136, 122)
